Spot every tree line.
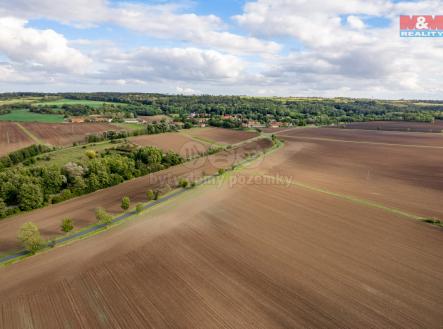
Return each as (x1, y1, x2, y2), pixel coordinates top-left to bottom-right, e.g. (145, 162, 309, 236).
(3, 93, 443, 127)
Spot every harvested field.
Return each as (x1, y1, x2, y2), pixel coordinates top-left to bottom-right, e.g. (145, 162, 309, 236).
(20, 122, 124, 146)
(129, 133, 210, 157)
(185, 127, 258, 144)
(0, 122, 34, 156)
(0, 149, 442, 328)
(337, 120, 443, 133)
(1, 128, 442, 329)
(0, 138, 272, 252)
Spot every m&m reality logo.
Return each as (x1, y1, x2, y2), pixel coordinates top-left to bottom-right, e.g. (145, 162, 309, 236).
(400, 15, 443, 37)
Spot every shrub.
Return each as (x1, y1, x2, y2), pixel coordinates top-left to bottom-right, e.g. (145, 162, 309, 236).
(60, 218, 74, 232)
(96, 207, 113, 225)
(190, 181, 196, 188)
(146, 189, 154, 201)
(18, 222, 44, 254)
(85, 150, 97, 159)
(178, 178, 189, 188)
(121, 196, 130, 211)
(153, 190, 160, 200)
(218, 168, 225, 175)
(136, 203, 144, 214)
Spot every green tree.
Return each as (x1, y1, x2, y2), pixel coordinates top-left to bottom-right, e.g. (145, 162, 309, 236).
(146, 189, 154, 201)
(60, 218, 74, 232)
(0, 197, 6, 218)
(136, 203, 144, 214)
(136, 147, 163, 165)
(18, 222, 44, 254)
(96, 207, 113, 225)
(18, 183, 44, 211)
(41, 166, 65, 195)
(121, 196, 130, 211)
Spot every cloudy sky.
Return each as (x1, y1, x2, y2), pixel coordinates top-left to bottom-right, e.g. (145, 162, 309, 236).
(0, 0, 442, 98)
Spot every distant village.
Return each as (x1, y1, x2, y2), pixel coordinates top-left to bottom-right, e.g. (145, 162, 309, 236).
(68, 112, 288, 129)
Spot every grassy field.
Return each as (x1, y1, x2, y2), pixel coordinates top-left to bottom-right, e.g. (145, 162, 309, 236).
(0, 97, 48, 105)
(34, 99, 126, 108)
(35, 141, 125, 167)
(0, 109, 65, 123)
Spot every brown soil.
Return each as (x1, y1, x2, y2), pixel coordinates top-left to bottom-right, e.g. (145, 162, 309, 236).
(21, 122, 124, 146)
(272, 128, 443, 219)
(186, 127, 258, 144)
(277, 127, 443, 147)
(0, 129, 442, 329)
(0, 138, 272, 252)
(0, 122, 34, 156)
(337, 120, 443, 133)
(0, 151, 441, 328)
(129, 133, 210, 157)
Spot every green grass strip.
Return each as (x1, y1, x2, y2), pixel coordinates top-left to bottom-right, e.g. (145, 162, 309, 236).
(262, 174, 443, 226)
(14, 122, 44, 144)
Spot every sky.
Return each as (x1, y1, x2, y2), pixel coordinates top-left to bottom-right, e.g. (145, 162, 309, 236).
(0, 0, 442, 99)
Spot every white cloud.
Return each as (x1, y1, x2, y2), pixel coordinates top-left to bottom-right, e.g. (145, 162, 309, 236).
(176, 86, 199, 95)
(0, 17, 91, 73)
(100, 47, 245, 82)
(231, 0, 443, 97)
(0, 0, 280, 55)
(0, 0, 107, 27)
(0, 0, 442, 98)
(347, 15, 365, 29)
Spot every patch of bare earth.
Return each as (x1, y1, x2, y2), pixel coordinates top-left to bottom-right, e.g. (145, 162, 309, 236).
(20, 122, 124, 146)
(186, 127, 258, 144)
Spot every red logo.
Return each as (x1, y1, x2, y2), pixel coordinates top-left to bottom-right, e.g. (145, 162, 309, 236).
(400, 15, 443, 30)
(400, 15, 443, 37)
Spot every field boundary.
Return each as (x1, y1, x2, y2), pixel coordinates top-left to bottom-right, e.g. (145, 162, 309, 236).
(0, 137, 281, 267)
(179, 130, 224, 146)
(14, 122, 43, 145)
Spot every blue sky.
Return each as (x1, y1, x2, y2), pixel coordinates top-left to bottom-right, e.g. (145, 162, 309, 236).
(0, 0, 442, 99)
